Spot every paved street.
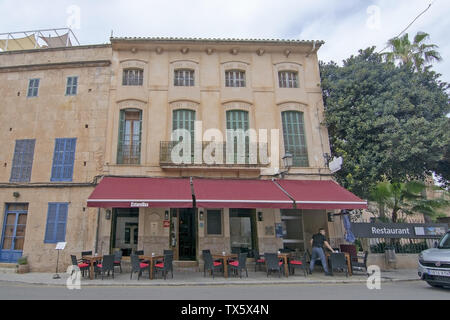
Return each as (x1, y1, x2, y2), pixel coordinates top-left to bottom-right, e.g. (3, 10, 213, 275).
(0, 280, 448, 300)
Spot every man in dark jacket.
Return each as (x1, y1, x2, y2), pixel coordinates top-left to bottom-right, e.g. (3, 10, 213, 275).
(309, 228, 335, 276)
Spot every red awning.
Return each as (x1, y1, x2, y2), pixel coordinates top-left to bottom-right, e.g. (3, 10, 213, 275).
(87, 177, 193, 208)
(275, 180, 367, 210)
(193, 179, 294, 209)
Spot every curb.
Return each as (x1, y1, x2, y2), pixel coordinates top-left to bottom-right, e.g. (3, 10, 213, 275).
(0, 277, 421, 288)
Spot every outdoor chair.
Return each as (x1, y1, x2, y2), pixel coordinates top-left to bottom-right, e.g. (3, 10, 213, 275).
(340, 244, 358, 266)
(71, 255, 89, 278)
(329, 253, 348, 277)
(202, 251, 223, 279)
(113, 250, 123, 273)
(81, 251, 93, 265)
(264, 253, 283, 278)
(253, 249, 265, 272)
(154, 252, 174, 280)
(130, 254, 150, 280)
(95, 254, 115, 280)
(351, 251, 369, 275)
(289, 252, 308, 277)
(229, 252, 248, 278)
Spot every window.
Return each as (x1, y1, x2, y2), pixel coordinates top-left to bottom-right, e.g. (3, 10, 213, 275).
(278, 71, 298, 88)
(225, 70, 246, 87)
(27, 79, 40, 97)
(44, 203, 68, 243)
(10, 139, 35, 182)
(66, 76, 78, 95)
(117, 110, 142, 164)
(226, 110, 249, 164)
(174, 69, 194, 86)
(206, 210, 222, 235)
(122, 69, 143, 86)
(51, 138, 77, 182)
(281, 111, 309, 167)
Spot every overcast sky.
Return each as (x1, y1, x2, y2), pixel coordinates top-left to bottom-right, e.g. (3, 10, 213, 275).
(1, 0, 449, 82)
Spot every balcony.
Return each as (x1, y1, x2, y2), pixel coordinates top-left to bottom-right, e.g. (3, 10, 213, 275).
(160, 141, 270, 168)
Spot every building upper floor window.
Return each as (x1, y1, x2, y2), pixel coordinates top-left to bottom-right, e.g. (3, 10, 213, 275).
(174, 69, 195, 87)
(10, 139, 36, 183)
(44, 203, 68, 243)
(27, 79, 40, 97)
(278, 71, 299, 88)
(117, 109, 142, 164)
(51, 138, 77, 182)
(281, 111, 309, 167)
(122, 69, 143, 86)
(225, 70, 246, 87)
(65, 76, 78, 96)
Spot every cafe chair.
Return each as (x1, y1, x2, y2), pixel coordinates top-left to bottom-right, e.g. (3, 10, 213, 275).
(81, 251, 93, 265)
(130, 254, 150, 280)
(340, 244, 358, 266)
(113, 250, 123, 273)
(253, 249, 265, 272)
(229, 253, 248, 278)
(329, 253, 348, 277)
(289, 252, 308, 277)
(71, 255, 90, 278)
(96, 255, 115, 280)
(265, 253, 283, 278)
(352, 251, 369, 275)
(154, 252, 174, 280)
(202, 251, 223, 279)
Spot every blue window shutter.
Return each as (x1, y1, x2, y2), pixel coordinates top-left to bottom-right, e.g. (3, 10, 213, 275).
(44, 203, 68, 243)
(10, 139, 35, 182)
(55, 204, 68, 242)
(44, 204, 57, 243)
(51, 138, 76, 181)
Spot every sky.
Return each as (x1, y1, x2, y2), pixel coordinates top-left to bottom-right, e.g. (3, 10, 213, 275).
(0, 0, 449, 82)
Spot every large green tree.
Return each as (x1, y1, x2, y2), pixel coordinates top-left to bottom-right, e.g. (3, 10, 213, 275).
(320, 47, 450, 199)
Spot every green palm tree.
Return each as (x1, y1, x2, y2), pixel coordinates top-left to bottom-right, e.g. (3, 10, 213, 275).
(370, 180, 449, 223)
(382, 32, 442, 72)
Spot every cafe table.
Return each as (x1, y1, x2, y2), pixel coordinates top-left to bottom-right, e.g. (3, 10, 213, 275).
(211, 253, 238, 278)
(326, 252, 352, 276)
(139, 255, 165, 280)
(278, 253, 291, 277)
(82, 255, 103, 280)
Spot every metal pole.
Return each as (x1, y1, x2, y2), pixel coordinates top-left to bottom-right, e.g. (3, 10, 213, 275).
(53, 249, 61, 279)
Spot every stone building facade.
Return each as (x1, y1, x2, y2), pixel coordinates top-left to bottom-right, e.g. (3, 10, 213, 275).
(0, 37, 366, 272)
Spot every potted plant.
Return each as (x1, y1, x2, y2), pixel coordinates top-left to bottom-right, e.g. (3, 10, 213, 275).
(16, 256, 30, 274)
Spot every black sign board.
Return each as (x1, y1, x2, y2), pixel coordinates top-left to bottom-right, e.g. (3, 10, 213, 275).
(350, 223, 448, 239)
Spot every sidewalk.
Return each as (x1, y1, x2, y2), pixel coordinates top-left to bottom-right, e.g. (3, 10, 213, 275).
(0, 268, 420, 287)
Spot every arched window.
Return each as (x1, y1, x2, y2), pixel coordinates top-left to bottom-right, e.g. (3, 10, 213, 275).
(278, 71, 299, 88)
(174, 69, 195, 86)
(226, 110, 249, 164)
(122, 69, 143, 86)
(225, 70, 246, 87)
(117, 109, 142, 164)
(281, 111, 309, 167)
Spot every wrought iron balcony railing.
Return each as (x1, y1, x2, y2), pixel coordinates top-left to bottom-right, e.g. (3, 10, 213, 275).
(160, 141, 270, 167)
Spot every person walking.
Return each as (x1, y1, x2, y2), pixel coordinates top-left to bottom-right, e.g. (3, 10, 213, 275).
(309, 228, 335, 276)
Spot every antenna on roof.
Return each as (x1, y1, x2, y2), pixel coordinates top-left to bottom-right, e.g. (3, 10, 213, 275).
(111, 30, 114, 38)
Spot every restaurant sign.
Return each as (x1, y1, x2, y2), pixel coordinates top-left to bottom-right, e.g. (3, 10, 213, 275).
(350, 223, 448, 239)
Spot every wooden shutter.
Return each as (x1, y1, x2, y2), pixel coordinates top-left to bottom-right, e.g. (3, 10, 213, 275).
(281, 111, 309, 167)
(10, 139, 35, 182)
(44, 203, 68, 243)
(51, 138, 76, 181)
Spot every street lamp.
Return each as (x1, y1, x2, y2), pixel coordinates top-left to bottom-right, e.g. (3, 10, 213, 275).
(280, 152, 293, 179)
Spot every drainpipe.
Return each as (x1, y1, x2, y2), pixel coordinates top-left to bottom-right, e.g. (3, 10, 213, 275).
(95, 208, 100, 253)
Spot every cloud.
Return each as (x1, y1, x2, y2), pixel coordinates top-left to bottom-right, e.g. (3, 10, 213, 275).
(0, 0, 448, 81)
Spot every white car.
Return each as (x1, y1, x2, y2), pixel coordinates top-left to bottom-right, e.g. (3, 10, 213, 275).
(418, 231, 450, 288)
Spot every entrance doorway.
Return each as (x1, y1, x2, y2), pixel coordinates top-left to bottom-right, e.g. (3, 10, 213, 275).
(0, 204, 28, 263)
(229, 209, 257, 257)
(110, 208, 139, 256)
(281, 209, 305, 252)
(171, 208, 197, 261)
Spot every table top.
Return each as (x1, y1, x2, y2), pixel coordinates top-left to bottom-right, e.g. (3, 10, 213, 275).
(139, 255, 164, 260)
(82, 255, 103, 261)
(212, 253, 238, 258)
